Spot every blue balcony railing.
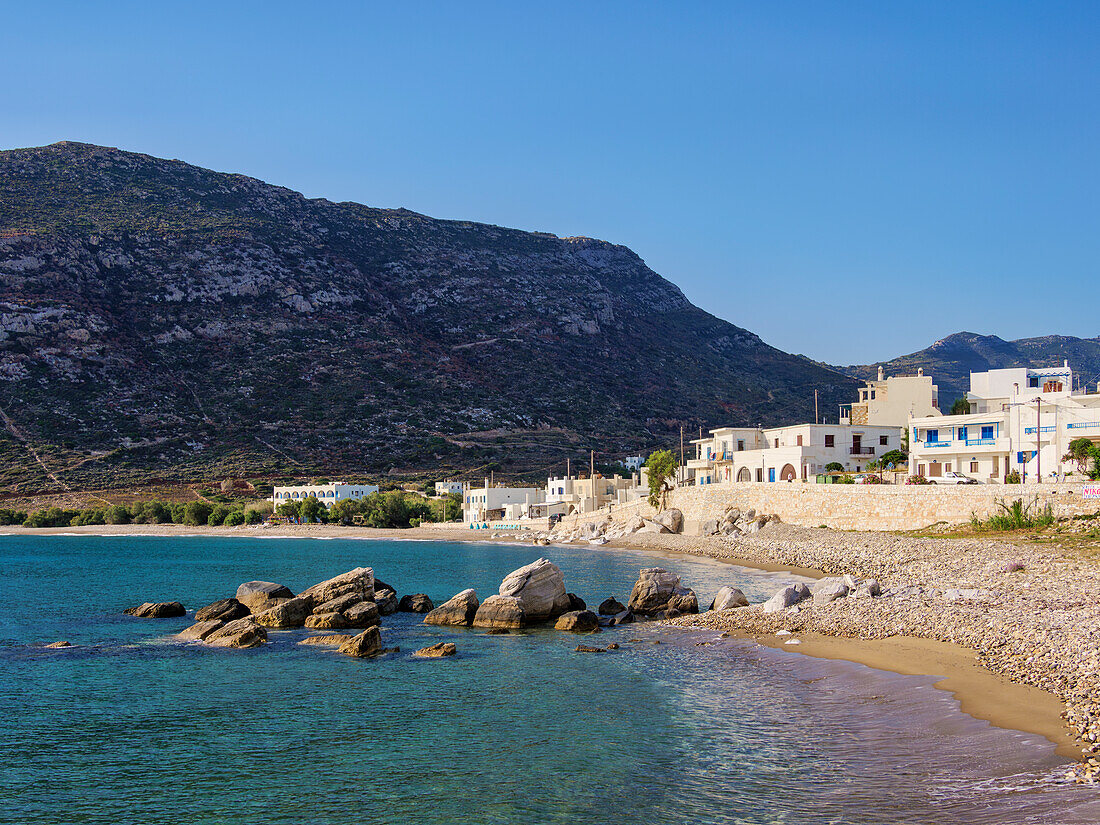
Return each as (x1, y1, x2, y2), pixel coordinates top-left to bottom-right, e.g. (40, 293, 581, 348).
(964, 438, 996, 447)
(1023, 426, 1056, 434)
(1068, 422, 1100, 430)
(924, 441, 951, 448)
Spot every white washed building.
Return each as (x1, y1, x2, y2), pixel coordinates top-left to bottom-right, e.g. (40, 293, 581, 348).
(462, 480, 544, 523)
(272, 481, 380, 508)
(434, 480, 466, 496)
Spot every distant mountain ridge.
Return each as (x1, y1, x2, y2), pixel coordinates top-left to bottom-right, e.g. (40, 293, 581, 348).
(841, 332, 1100, 407)
(0, 141, 857, 492)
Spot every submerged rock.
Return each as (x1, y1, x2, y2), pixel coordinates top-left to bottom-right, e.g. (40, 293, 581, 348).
(253, 596, 313, 628)
(235, 581, 294, 613)
(710, 586, 749, 611)
(554, 610, 600, 632)
(472, 595, 526, 629)
(574, 644, 604, 653)
(424, 589, 480, 627)
(178, 620, 224, 641)
(414, 642, 457, 658)
(195, 598, 249, 622)
(498, 558, 570, 623)
(44, 640, 72, 649)
(339, 626, 381, 658)
(299, 567, 375, 606)
(205, 618, 267, 649)
(627, 568, 698, 617)
(398, 594, 435, 613)
(298, 634, 353, 647)
(125, 601, 186, 618)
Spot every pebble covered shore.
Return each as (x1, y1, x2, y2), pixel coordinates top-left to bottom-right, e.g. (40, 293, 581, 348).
(618, 523, 1100, 780)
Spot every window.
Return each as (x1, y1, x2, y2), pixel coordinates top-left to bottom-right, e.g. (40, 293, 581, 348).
(970, 461, 979, 473)
(737, 440, 744, 451)
(981, 425, 994, 440)
(945, 463, 952, 472)
(755, 468, 762, 482)
(774, 438, 779, 448)
(926, 429, 938, 443)
(880, 436, 888, 446)
(825, 434, 834, 447)
(957, 426, 967, 441)
(1028, 375, 1039, 388)
(796, 435, 803, 446)
(870, 390, 876, 400)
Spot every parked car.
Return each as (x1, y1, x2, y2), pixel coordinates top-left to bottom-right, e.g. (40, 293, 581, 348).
(929, 471, 980, 485)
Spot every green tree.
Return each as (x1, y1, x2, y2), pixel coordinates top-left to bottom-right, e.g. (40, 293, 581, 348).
(950, 397, 971, 415)
(1063, 438, 1098, 474)
(184, 501, 214, 526)
(103, 504, 131, 525)
(824, 462, 844, 472)
(645, 449, 677, 510)
(879, 449, 908, 468)
(299, 495, 325, 524)
(277, 499, 301, 519)
(207, 505, 231, 526)
(223, 510, 246, 527)
(0, 508, 28, 526)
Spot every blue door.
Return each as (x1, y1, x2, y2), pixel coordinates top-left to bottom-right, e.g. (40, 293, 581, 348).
(958, 426, 967, 441)
(768, 468, 776, 482)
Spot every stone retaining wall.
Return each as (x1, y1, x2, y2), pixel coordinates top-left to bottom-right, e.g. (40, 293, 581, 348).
(559, 482, 1100, 533)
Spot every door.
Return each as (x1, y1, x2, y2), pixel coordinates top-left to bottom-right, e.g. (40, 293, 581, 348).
(852, 435, 861, 455)
(929, 463, 942, 478)
(768, 468, 776, 482)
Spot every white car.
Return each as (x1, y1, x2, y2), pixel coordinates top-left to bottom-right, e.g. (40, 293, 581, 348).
(929, 471, 980, 485)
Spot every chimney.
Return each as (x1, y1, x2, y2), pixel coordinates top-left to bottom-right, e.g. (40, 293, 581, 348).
(877, 366, 884, 381)
(917, 367, 924, 376)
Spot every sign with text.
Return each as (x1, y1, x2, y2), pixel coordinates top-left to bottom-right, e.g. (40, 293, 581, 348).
(1084, 484, 1100, 499)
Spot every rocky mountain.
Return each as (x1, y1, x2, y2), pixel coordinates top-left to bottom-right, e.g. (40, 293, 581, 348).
(0, 142, 857, 492)
(842, 332, 1100, 408)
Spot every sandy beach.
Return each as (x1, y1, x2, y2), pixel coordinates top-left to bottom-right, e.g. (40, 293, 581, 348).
(4, 519, 1096, 773)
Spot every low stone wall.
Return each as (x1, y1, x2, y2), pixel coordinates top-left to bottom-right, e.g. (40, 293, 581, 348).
(559, 482, 1100, 533)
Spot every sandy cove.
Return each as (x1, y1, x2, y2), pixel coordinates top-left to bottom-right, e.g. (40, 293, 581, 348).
(4, 520, 1098, 774)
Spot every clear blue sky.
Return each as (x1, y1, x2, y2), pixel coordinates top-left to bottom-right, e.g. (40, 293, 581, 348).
(2, 1, 1096, 364)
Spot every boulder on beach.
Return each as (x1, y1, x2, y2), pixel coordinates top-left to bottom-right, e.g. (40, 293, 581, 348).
(178, 620, 224, 641)
(810, 578, 849, 604)
(554, 610, 600, 632)
(414, 642, 457, 658)
(252, 596, 313, 628)
(304, 611, 348, 630)
(299, 567, 375, 606)
(598, 597, 627, 616)
(498, 558, 570, 623)
(637, 520, 670, 535)
(374, 589, 399, 615)
(398, 594, 435, 613)
(653, 508, 683, 534)
(298, 634, 353, 647)
(343, 601, 381, 628)
(624, 515, 646, 534)
(851, 579, 882, 599)
(710, 586, 750, 611)
(700, 519, 720, 536)
(125, 601, 186, 618)
(424, 589, 480, 627)
(627, 568, 699, 617)
(339, 626, 381, 658)
(194, 598, 250, 623)
(762, 583, 811, 614)
(206, 618, 267, 649)
(472, 595, 526, 629)
(235, 581, 294, 613)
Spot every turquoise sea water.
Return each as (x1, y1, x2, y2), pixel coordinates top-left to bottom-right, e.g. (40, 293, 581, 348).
(2, 534, 1098, 825)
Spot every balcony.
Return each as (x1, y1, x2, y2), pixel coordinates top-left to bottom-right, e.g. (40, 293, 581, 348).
(1023, 426, 1056, 435)
(1068, 422, 1100, 430)
(964, 438, 996, 447)
(849, 446, 876, 456)
(923, 441, 952, 448)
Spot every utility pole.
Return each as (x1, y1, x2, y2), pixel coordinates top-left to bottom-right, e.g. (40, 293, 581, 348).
(1036, 397, 1042, 484)
(590, 449, 596, 510)
(680, 426, 685, 485)
(815, 389, 819, 425)
(566, 457, 570, 480)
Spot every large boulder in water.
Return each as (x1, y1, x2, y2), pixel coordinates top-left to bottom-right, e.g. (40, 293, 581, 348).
(498, 558, 570, 623)
(205, 618, 267, 648)
(398, 594, 435, 613)
(472, 595, 526, 629)
(252, 596, 313, 628)
(414, 642, 457, 658)
(339, 626, 381, 658)
(554, 610, 600, 632)
(195, 598, 249, 622)
(343, 601, 381, 628)
(374, 589, 399, 616)
(125, 601, 186, 618)
(298, 567, 375, 606)
(235, 581, 294, 613)
(304, 611, 348, 630)
(313, 593, 363, 615)
(424, 589, 479, 627)
(178, 620, 224, 641)
(710, 586, 749, 611)
(598, 597, 626, 616)
(627, 568, 698, 617)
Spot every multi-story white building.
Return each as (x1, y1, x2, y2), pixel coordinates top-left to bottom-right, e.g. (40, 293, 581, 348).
(434, 480, 466, 496)
(687, 423, 902, 484)
(543, 473, 643, 516)
(272, 481, 380, 507)
(462, 480, 545, 523)
(842, 367, 941, 427)
(623, 456, 645, 472)
(909, 364, 1100, 482)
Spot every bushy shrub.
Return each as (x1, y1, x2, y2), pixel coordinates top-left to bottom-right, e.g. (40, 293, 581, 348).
(1004, 470, 1021, 485)
(906, 475, 930, 485)
(103, 504, 131, 525)
(207, 505, 231, 527)
(223, 510, 245, 527)
(0, 508, 28, 526)
(184, 501, 214, 526)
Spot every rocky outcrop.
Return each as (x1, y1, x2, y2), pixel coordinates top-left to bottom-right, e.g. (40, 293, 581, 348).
(498, 558, 570, 622)
(710, 587, 749, 611)
(313, 593, 363, 615)
(304, 612, 348, 630)
(194, 598, 249, 622)
(339, 627, 381, 658)
(398, 594, 434, 613)
(205, 618, 267, 648)
(554, 610, 599, 632)
(762, 583, 811, 614)
(252, 596, 313, 628)
(178, 620, 224, 641)
(235, 581, 294, 613)
(598, 597, 626, 616)
(414, 642, 457, 658)
(343, 601, 381, 628)
(374, 589, 399, 615)
(125, 601, 186, 618)
(299, 567, 375, 605)
(627, 568, 698, 617)
(424, 589, 480, 627)
(44, 640, 73, 649)
(298, 634, 353, 646)
(472, 595, 526, 629)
